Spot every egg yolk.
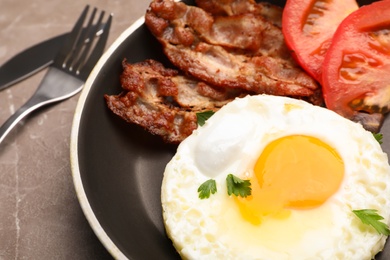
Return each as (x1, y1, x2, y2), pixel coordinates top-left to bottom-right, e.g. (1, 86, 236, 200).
(235, 135, 344, 225)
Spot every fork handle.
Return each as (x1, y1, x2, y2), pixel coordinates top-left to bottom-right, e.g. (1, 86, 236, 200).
(0, 94, 47, 144)
(0, 67, 84, 145)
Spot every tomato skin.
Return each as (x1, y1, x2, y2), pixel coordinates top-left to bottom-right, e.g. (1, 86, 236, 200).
(322, 0, 390, 132)
(282, 0, 359, 83)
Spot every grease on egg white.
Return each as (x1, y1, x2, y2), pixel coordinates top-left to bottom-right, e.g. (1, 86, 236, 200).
(161, 95, 390, 260)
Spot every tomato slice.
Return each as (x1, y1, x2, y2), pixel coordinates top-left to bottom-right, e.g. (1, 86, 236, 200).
(282, 0, 359, 83)
(322, 0, 390, 132)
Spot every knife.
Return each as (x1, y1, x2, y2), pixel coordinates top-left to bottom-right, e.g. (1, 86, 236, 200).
(0, 32, 70, 91)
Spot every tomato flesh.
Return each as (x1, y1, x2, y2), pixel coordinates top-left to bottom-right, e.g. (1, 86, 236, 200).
(322, 1, 390, 132)
(282, 0, 359, 83)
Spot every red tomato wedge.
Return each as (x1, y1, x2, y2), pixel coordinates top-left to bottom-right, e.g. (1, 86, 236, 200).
(282, 0, 359, 83)
(322, 1, 390, 132)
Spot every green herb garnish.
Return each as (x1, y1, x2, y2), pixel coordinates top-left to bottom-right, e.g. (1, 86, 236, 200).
(226, 174, 252, 198)
(373, 133, 383, 144)
(196, 111, 215, 126)
(198, 179, 217, 199)
(353, 209, 390, 235)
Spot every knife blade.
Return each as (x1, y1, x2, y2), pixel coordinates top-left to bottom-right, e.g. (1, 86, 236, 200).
(0, 33, 69, 91)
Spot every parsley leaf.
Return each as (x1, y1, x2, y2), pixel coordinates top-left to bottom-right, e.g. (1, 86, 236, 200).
(196, 111, 215, 126)
(198, 179, 217, 199)
(353, 209, 390, 235)
(373, 133, 383, 144)
(226, 174, 252, 198)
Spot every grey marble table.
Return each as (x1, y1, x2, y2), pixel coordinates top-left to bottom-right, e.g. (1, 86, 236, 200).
(0, 0, 150, 258)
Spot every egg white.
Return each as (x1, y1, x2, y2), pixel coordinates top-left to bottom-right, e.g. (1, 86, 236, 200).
(161, 94, 390, 259)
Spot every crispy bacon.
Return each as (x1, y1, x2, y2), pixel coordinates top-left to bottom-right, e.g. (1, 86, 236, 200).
(145, 0, 323, 106)
(105, 59, 247, 143)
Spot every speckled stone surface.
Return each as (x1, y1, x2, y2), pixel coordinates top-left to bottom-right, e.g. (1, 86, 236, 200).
(0, 0, 150, 258)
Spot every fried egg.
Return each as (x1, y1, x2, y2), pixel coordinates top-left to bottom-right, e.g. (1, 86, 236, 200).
(161, 95, 390, 259)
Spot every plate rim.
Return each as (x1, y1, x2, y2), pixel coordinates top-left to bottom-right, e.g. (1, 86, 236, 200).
(69, 15, 146, 260)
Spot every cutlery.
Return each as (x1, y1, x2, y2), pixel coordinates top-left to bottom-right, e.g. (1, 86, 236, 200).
(0, 6, 112, 144)
(0, 24, 103, 91)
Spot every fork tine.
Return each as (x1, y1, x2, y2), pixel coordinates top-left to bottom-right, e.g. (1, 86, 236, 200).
(78, 13, 112, 79)
(54, 5, 90, 67)
(53, 6, 112, 80)
(71, 9, 106, 73)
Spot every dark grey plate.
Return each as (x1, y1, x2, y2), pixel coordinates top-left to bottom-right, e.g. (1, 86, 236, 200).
(70, 0, 389, 259)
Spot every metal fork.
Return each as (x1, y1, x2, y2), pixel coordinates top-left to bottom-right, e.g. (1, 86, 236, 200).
(0, 6, 112, 145)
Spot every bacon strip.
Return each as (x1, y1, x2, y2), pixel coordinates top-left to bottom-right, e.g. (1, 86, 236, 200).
(145, 0, 323, 105)
(105, 59, 247, 143)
